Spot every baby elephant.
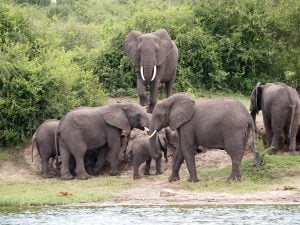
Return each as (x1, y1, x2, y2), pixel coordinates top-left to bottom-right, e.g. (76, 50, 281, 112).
(32, 119, 59, 178)
(127, 131, 167, 179)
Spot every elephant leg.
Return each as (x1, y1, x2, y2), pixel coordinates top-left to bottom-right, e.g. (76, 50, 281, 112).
(137, 77, 148, 106)
(94, 146, 109, 175)
(288, 126, 298, 155)
(263, 115, 273, 147)
(165, 79, 175, 98)
(133, 157, 142, 179)
(225, 133, 245, 182)
(182, 145, 199, 182)
(144, 159, 151, 175)
(155, 158, 162, 175)
(41, 153, 52, 178)
(269, 127, 282, 155)
(227, 151, 243, 182)
(169, 139, 184, 182)
(73, 146, 90, 180)
(148, 79, 159, 113)
(60, 141, 74, 180)
(107, 127, 122, 176)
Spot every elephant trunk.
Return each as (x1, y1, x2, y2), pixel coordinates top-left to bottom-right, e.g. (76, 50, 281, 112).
(149, 129, 162, 160)
(141, 57, 156, 82)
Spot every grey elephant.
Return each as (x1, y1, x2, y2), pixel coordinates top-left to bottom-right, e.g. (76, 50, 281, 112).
(32, 119, 108, 178)
(250, 82, 300, 154)
(126, 128, 171, 179)
(148, 94, 260, 183)
(32, 119, 59, 178)
(123, 29, 178, 113)
(57, 103, 150, 180)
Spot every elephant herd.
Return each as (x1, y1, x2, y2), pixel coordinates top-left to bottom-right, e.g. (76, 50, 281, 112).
(32, 29, 300, 183)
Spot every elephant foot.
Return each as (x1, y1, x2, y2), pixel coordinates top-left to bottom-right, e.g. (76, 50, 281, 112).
(168, 175, 180, 182)
(267, 146, 277, 155)
(109, 171, 120, 176)
(144, 171, 151, 175)
(227, 175, 241, 183)
(76, 173, 91, 180)
(146, 105, 154, 113)
(42, 173, 53, 179)
(156, 170, 163, 175)
(187, 176, 199, 183)
(61, 174, 74, 180)
(133, 174, 141, 180)
(289, 150, 298, 156)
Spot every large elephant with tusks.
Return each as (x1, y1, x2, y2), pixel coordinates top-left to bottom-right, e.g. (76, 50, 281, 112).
(123, 29, 178, 113)
(148, 94, 260, 183)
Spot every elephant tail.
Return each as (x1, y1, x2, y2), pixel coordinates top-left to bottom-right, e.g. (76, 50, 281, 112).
(248, 118, 261, 167)
(55, 127, 60, 170)
(288, 104, 296, 140)
(31, 132, 37, 163)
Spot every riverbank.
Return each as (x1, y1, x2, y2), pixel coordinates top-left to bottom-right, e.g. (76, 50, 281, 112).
(1, 146, 300, 206)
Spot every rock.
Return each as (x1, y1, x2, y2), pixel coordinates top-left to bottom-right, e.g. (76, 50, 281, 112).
(160, 189, 176, 197)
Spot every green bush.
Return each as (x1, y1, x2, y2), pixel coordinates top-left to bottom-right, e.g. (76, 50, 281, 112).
(0, 5, 106, 146)
(93, 0, 300, 94)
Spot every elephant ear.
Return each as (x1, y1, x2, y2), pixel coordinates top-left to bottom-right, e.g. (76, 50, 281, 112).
(153, 29, 173, 66)
(250, 82, 262, 113)
(169, 94, 195, 131)
(102, 104, 131, 131)
(123, 30, 143, 65)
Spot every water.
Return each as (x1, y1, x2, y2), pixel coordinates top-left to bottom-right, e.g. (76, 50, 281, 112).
(1, 205, 300, 225)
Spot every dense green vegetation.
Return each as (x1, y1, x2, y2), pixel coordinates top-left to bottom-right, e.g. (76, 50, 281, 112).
(1, 0, 299, 146)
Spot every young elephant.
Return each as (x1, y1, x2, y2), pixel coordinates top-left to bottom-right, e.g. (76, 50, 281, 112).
(250, 82, 300, 154)
(148, 94, 260, 183)
(127, 130, 167, 179)
(57, 103, 150, 180)
(32, 119, 59, 178)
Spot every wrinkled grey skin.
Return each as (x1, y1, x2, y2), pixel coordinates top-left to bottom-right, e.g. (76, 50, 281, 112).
(149, 94, 260, 183)
(124, 29, 178, 113)
(57, 103, 150, 180)
(250, 83, 300, 155)
(127, 134, 166, 179)
(296, 87, 300, 145)
(33, 119, 108, 178)
(32, 119, 59, 178)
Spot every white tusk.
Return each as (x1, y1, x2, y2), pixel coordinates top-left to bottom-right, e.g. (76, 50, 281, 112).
(148, 130, 157, 139)
(144, 127, 149, 132)
(151, 65, 157, 81)
(140, 66, 145, 81)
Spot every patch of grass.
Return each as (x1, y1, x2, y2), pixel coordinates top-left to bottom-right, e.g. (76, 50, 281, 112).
(182, 154, 300, 193)
(0, 176, 132, 206)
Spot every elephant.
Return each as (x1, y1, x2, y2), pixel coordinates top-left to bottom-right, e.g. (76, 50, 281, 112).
(148, 93, 260, 182)
(250, 82, 300, 155)
(56, 103, 150, 180)
(123, 29, 178, 113)
(126, 128, 173, 179)
(32, 119, 108, 178)
(32, 119, 59, 178)
(127, 135, 164, 179)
